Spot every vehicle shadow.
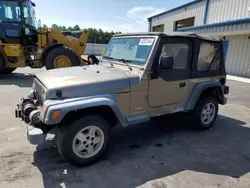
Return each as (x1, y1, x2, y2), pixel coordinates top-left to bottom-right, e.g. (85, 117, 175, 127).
(0, 73, 33, 87)
(33, 114, 250, 188)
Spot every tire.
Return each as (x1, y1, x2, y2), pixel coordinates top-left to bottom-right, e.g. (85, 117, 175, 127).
(0, 53, 16, 75)
(0, 54, 5, 74)
(190, 95, 218, 130)
(45, 46, 80, 70)
(56, 115, 111, 167)
(2, 68, 16, 74)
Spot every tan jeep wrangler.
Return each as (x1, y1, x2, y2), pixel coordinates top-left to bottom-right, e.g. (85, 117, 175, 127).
(16, 32, 229, 166)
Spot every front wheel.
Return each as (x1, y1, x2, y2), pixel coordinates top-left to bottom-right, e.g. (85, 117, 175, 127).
(56, 115, 111, 167)
(190, 95, 218, 130)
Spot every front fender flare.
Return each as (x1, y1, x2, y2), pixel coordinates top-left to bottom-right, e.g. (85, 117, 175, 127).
(43, 96, 128, 126)
(185, 81, 223, 111)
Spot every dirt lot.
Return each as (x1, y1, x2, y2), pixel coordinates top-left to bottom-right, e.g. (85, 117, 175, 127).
(0, 68, 250, 188)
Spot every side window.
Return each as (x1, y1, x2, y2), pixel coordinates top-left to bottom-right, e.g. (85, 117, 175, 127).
(0, 2, 20, 22)
(198, 42, 220, 71)
(5, 7, 13, 19)
(16, 7, 21, 19)
(160, 43, 189, 69)
(23, 7, 29, 18)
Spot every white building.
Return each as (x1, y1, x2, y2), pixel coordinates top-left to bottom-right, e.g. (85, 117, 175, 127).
(148, 0, 250, 78)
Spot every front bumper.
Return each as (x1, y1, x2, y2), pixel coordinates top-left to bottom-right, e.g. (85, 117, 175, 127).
(27, 124, 46, 145)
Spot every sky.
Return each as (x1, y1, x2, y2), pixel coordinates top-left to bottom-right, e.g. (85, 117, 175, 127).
(35, 0, 194, 32)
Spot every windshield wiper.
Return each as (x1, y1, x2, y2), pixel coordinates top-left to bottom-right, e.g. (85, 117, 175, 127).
(103, 56, 114, 67)
(118, 59, 132, 71)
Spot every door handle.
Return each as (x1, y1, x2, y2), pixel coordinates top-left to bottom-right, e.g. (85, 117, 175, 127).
(179, 82, 186, 88)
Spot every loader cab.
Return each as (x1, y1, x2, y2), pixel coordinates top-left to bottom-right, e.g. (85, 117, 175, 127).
(0, 0, 38, 45)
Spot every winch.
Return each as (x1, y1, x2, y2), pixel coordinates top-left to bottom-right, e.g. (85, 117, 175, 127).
(15, 98, 41, 125)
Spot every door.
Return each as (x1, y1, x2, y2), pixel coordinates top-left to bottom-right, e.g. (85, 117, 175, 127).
(148, 37, 193, 108)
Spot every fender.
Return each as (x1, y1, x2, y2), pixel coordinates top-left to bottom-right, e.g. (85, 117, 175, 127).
(185, 81, 224, 111)
(42, 95, 128, 126)
(40, 43, 63, 65)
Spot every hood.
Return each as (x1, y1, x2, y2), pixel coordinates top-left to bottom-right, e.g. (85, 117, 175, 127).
(34, 65, 140, 99)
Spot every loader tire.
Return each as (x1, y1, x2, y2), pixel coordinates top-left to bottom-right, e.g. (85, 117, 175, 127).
(0, 54, 5, 74)
(45, 46, 80, 70)
(0, 55, 16, 74)
(2, 68, 16, 74)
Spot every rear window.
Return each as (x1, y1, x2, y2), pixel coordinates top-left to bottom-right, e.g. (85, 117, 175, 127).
(197, 42, 220, 71)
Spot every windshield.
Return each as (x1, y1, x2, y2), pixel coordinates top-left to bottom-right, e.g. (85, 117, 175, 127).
(23, 1, 37, 28)
(103, 37, 155, 65)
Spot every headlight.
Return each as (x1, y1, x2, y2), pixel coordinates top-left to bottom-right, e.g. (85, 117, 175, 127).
(32, 81, 36, 90)
(28, 82, 36, 99)
(27, 89, 35, 99)
(42, 91, 47, 102)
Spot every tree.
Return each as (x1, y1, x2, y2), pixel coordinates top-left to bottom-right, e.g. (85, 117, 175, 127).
(51, 24, 59, 30)
(62, 26, 67, 31)
(73, 25, 81, 31)
(68, 26, 73, 31)
(50, 23, 121, 44)
(97, 28, 104, 43)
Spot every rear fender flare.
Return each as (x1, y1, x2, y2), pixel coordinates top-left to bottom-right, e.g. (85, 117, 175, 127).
(185, 81, 223, 111)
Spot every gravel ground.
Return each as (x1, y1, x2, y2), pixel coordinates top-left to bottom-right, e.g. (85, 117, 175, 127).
(0, 68, 250, 188)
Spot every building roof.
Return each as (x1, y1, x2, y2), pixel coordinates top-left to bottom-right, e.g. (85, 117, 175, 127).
(113, 32, 219, 41)
(147, 0, 202, 20)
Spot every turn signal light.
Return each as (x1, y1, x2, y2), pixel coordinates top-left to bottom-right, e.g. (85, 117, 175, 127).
(41, 105, 46, 115)
(51, 110, 60, 120)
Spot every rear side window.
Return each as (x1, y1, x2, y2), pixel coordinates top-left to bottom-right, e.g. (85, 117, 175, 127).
(198, 42, 220, 71)
(160, 43, 189, 69)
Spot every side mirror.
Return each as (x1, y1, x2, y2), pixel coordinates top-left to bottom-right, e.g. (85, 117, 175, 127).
(88, 55, 100, 65)
(159, 56, 174, 70)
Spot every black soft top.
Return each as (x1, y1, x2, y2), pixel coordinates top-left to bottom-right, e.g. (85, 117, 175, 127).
(114, 32, 220, 42)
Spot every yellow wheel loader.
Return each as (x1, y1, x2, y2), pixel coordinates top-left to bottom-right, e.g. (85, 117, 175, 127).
(0, 0, 97, 74)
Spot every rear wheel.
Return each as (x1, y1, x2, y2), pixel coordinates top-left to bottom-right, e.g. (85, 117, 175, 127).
(45, 46, 80, 70)
(56, 115, 111, 167)
(190, 95, 218, 130)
